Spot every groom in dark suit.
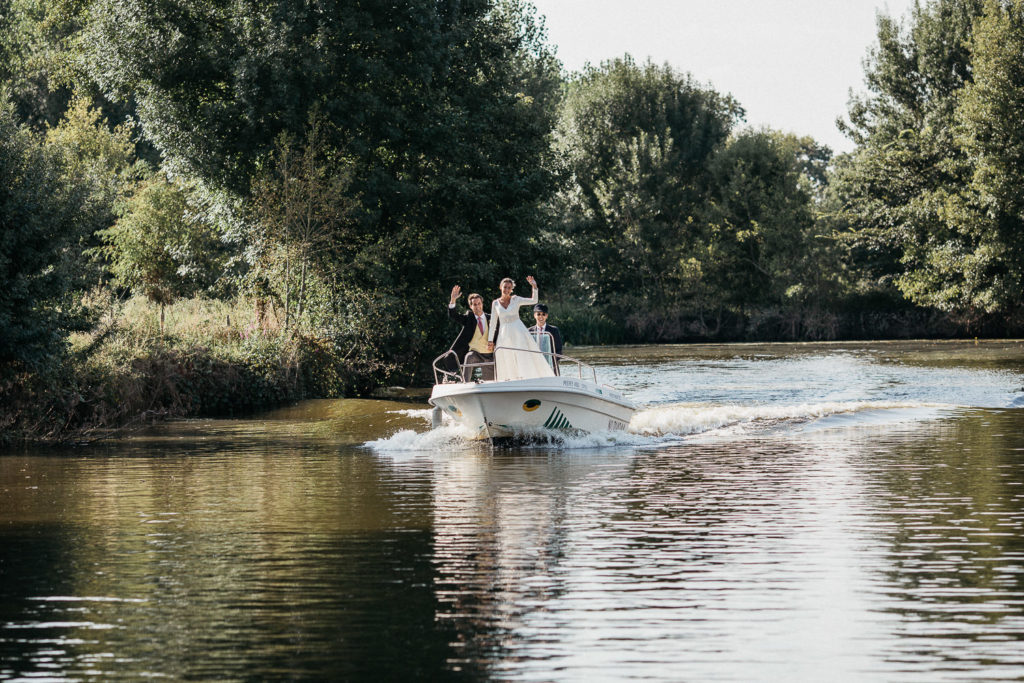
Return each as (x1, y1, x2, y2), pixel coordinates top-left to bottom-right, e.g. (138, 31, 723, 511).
(528, 303, 563, 374)
(447, 285, 495, 381)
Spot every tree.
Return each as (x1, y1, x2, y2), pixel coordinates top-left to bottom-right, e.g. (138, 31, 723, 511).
(588, 129, 688, 307)
(44, 95, 145, 268)
(45, 94, 138, 188)
(84, 0, 562, 375)
(251, 113, 358, 330)
(950, 0, 1024, 315)
(97, 174, 225, 332)
(833, 0, 989, 322)
(705, 130, 830, 313)
(554, 56, 743, 318)
(0, 95, 94, 368)
(0, 0, 72, 130)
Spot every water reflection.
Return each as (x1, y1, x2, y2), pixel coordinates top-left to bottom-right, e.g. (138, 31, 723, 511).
(1, 448, 457, 680)
(422, 444, 881, 678)
(3, 350, 1024, 679)
(855, 413, 1024, 675)
(418, 413, 1024, 680)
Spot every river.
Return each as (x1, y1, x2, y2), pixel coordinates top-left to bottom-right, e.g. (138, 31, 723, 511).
(2, 340, 1024, 681)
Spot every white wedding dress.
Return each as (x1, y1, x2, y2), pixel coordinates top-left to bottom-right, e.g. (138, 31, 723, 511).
(488, 291, 555, 381)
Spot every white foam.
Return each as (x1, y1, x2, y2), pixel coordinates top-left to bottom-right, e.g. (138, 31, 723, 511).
(366, 400, 954, 452)
(365, 424, 478, 452)
(365, 423, 665, 452)
(629, 400, 944, 437)
(507, 428, 676, 450)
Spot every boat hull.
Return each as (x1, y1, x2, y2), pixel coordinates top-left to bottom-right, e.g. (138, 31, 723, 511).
(429, 376, 634, 440)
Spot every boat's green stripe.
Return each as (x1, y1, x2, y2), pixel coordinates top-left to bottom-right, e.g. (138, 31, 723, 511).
(543, 408, 573, 430)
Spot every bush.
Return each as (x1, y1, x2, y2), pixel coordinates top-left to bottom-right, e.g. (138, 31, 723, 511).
(0, 295, 386, 444)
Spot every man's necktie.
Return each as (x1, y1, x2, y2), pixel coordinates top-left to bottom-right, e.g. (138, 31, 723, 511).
(477, 317, 484, 334)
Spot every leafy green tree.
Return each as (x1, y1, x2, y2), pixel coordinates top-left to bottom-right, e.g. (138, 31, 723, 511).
(44, 95, 144, 244)
(588, 129, 688, 306)
(0, 95, 94, 368)
(0, 0, 69, 129)
(251, 113, 358, 330)
(950, 0, 1024, 315)
(85, 0, 562, 375)
(45, 95, 137, 185)
(97, 174, 225, 332)
(0, 0, 115, 130)
(554, 56, 743, 317)
(833, 0, 988, 321)
(705, 130, 830, 312)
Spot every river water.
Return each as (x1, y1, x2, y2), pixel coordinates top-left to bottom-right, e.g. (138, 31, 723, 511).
(3, 340, 1024, 681)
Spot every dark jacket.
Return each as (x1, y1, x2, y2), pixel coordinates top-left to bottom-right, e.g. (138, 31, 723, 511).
(528, 323, 563, 356)
(448, 305, 494, 360)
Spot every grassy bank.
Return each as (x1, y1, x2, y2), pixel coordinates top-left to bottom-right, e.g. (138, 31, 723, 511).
(5, 293, 1009, 446)
(0, 296, 390, 445)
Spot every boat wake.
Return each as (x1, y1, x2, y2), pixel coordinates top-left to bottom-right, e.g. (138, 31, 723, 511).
(365, 400, 951, 452)
(631, 399, 949, 437)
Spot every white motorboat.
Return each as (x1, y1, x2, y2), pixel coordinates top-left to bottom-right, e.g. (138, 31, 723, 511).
(429, 336, 635, 440)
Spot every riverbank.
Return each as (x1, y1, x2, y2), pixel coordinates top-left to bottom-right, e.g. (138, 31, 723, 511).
(0, 297, 390, 446)
(3, 292, 1016, 446)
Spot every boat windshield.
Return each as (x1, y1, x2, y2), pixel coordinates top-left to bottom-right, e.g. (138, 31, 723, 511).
(431, 333, 597, 385)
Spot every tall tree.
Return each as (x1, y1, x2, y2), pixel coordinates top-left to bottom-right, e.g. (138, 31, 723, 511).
(705, 130, 831, 314)
(554, 56, 743, 315)
(0, 96, 94, 369)
(251, 113, 358, 330)
(951, 0, 1024, 316)
(85, 0, 562, 374)
(833, 0, 988, 321)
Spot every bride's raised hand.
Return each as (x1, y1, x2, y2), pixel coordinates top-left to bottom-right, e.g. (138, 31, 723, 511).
(526, 275, 537, 288)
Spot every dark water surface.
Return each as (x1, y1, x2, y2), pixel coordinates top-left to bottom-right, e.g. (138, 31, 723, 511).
(3, 341, 1024, 681)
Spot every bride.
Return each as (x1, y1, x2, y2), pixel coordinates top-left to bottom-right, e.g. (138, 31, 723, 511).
(486, 275, 555, 381)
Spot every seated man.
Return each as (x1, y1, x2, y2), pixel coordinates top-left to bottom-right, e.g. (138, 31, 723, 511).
(528, 303, 563, 374)
(447, 285, 495, 381)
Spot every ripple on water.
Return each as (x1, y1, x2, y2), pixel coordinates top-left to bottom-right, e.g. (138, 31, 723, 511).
(5, 343, 1024, 681)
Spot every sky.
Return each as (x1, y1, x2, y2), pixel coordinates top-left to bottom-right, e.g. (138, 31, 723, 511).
(529, 0, 917, 154)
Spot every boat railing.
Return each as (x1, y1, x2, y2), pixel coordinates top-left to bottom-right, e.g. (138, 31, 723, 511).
(431, 350, 501, 384)
(432, 333, 598, 384)
(431, 350, 464, 385)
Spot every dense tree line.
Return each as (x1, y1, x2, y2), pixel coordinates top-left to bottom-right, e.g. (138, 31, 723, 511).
(553, 57, 838, 340)
(832, 0, 1024, 332)
(3, 0, 1024, 436)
